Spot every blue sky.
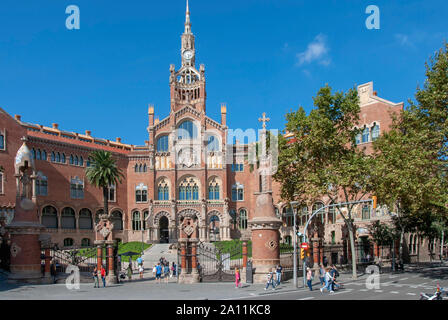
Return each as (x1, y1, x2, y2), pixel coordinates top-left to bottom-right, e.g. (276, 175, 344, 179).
(0, 0, 447, 145)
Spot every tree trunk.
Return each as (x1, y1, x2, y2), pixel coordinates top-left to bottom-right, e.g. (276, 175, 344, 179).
(399, 229, 404, 264)
(441, 230, 444, 262)
(103, 186, 109, 218)
(348, 223, 357, 279)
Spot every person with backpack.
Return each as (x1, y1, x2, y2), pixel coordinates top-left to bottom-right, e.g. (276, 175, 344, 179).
(171, 262, 177, 277)
(155, 262, 163, 283)
(265, 268, 276, 291)
(164, 262, 170, 283)
(320, 267, 334, 293)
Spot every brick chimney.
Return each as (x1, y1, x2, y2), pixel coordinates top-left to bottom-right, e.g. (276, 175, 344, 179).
(85, 130, 91, 136)
(52, 123, 59, 129)
(148, 104, 155, 126)
(116, 137, 122, 143)
(14, 115, 21, 121)
(373, 91, 378, 96)
(220, 103, 227, 126)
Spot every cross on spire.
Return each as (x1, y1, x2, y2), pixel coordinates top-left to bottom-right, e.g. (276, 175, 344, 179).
(258, 112, 270, 129)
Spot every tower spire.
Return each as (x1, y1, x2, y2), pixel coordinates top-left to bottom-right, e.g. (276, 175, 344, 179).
(185, 0, 191, 34)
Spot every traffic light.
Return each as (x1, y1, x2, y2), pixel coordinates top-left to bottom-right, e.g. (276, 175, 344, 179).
(300, 248, 305, 260)
(372, 196, 377, 209)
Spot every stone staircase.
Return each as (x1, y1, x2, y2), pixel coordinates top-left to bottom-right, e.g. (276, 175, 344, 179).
(142, 243, 178, 269)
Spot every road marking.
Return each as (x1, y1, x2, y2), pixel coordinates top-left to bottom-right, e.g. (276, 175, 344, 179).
(330, 289, 353, 295)
(359, 289, 368, 292)
(375, 290, 383, 293)
(298, 297, 315, 300)
(390, 291, 399, 294)
(407, 293, 416, 296)
(400, 277, 408, 281)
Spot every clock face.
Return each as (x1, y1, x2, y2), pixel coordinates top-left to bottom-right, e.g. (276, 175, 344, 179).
(183, 50, 193, 60)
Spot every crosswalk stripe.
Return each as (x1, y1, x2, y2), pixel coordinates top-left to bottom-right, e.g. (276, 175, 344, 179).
(298, 297, 315, 300)
(407, 293, 416, 296)
(390, 291, 399, 294)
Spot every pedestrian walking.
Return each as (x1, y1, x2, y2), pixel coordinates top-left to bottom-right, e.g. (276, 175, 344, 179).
(318, 264, 325, 285)
(93, 266, 99, 288)
(275, 264, 283, 286)
(101, 265, 106, 287)
(265, 268, 276, 291)
(139, 264, 144, 280)
(137, 256, 143, 267)
(152, 264, 157, 276)
(164, 263, 170, 283)
(330, 264, 340, 291)
(235, 267, 241, 288)
(171, 262, 177, 277)
(320, 267, 333, 293)
(50, 260, 57, 283)
(127, 262, 133, 281)
(306, 267, 313, 291)
(155, 262, 162, 283)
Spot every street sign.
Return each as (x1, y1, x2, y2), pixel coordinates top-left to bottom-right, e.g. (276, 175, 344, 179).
(300, 243, 309, 250)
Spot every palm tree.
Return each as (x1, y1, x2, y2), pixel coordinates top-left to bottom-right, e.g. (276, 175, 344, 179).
(86, 150, 124, 222)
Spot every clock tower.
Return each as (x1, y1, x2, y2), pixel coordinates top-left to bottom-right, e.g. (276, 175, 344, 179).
(169, 0, 206, 113)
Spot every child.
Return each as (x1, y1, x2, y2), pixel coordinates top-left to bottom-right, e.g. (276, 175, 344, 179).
(139, 264, 144, 280)
(265, 268, 276, 291)
(235, 267, 241, 288)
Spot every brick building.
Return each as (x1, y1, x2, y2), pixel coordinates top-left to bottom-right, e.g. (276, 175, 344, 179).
(0, 4, 441, 263)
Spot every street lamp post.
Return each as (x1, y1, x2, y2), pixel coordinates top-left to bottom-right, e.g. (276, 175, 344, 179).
(290, 201, 299, 289)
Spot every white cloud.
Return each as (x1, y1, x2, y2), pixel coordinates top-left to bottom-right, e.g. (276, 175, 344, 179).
(296, 34, 330, 66)
(395, 33, 413, 47)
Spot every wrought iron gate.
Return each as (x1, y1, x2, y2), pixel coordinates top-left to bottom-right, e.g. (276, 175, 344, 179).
(197, 242, 243, 282)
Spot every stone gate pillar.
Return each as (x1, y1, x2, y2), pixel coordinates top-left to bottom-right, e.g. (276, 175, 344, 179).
(7, 138, 46, 283)
(248, 114, 282, 284)
(106, 241, 116, 284)
(178, 213, 200, 284)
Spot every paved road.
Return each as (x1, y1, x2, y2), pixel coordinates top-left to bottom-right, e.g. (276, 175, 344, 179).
(1, 266, 447, 300)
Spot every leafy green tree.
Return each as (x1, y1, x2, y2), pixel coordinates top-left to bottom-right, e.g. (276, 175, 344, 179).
(372, 43, 448, 262)
(86, 150, 124, 223)
(274, 85, 374, 279)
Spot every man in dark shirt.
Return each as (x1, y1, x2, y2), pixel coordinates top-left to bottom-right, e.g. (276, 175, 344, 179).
(275, 264, 283, 286)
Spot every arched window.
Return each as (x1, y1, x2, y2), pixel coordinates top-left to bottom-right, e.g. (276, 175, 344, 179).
(362, 205, 370, 220)
(36, 149, 41, 160)
(408, 234, 413, 253)
(177, 120, 197, 140)
(371, 123, 380, 141)
(157, 179, 169, 200)
(62, 153, 66, 163)
(135, 183, 148, 203)
(134, 164, 138, 172)
(132, 211, 141, 231)
(362, 126, 370, 143)
(42, 205, 58, 229)
(81, 238, 91, 247)
(209, 215, 220, 240)
(79, 156, 84, 166)
(36, 172, 48, 196)
(300, 206, 308, 226)
(63, 238, 74, 247)
(143, 210, 149, 230)
(156, 135, 169, 152)
(61, 207, 76, 229)
(207, 135, 219, 151)
(231, 183, 244, 201)
(70, 155, 74, 165)
(312, 202, 325, 224)
(328, 203, 336, 224)
(208, 178, 220, 200)
(79, 208, 92, 229)
(74, 156, 79, 166)
(282, 207, 293, 227)
(0, 134, 4, 150)
(178, 177, 199, 201)
(42, 150, 47, 161)
(239, 209, 248, 230)
(111, 210, 123, 230)
(56, 152, 61, 162)
(139, 164, 143, 173)
(143, 164, 147, 172)
(229, 209, 237, 228)
(70, 177, 84, 199)
(51, 152, 55, 162)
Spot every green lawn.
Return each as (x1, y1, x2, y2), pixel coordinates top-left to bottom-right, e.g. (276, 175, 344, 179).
(76, 242, 151, 262)
(214, 240, 252, 260)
